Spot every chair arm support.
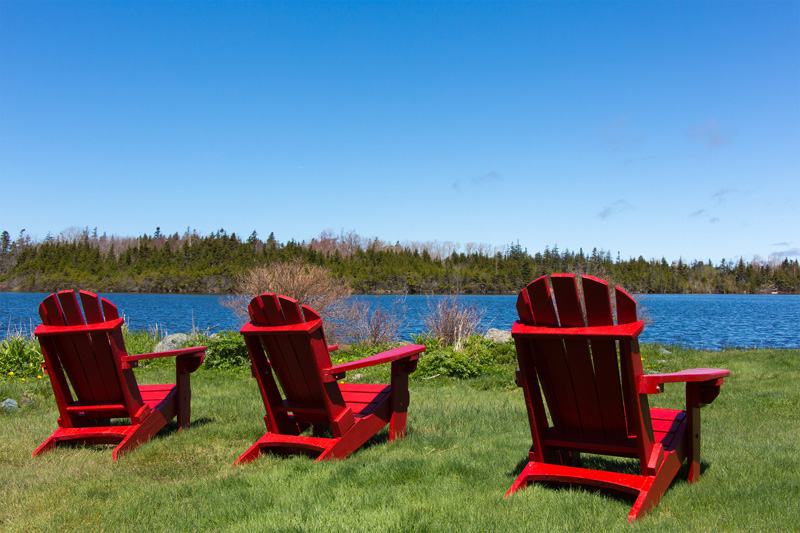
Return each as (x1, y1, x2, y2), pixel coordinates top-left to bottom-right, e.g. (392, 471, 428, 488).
(637, 368, 729, 394)
(328, 345, 339, 352)
(241, 320, 322, 335)
(511, 321, 644, 340)
(324, 344, 425, 378)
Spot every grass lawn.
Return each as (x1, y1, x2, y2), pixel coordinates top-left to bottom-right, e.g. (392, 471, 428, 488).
(1, 346, 798, 531)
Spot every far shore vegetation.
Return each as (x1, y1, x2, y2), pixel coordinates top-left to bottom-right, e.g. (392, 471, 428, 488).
(2, 227, 799, 294)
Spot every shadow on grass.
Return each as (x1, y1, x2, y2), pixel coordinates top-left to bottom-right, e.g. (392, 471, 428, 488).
(238, 423, 409, 464)
(143, 416, 215, 446)
(505, 453, 712, 506)
(33, 416, 218, 458)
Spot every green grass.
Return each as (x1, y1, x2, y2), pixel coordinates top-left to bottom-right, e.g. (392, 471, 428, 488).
(1, 346, 798, 531)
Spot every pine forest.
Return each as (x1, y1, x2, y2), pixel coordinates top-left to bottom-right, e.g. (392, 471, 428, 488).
(1, 228, 798, 294)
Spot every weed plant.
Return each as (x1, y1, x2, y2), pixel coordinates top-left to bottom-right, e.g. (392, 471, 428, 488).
(121, 328, 161, 357)
(347, 298, 406, 346)
(422, 296, 486, 349)
(0, 333, 43, 379)
(405, 333, 516, 379)
(202, 330, 250, 370)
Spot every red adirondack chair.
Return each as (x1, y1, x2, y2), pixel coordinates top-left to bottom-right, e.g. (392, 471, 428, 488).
(235, 293, 425, 464)
(507, 274, 729, 522)
(33, 290, 205, 461)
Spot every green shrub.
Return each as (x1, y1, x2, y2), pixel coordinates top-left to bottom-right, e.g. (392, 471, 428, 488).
(0, 335, 44, 379)
(122, 328, 161, 356)
(416, 346, 483, 378)
(204, 330, 250, 370)
(413, 334, 515, 379)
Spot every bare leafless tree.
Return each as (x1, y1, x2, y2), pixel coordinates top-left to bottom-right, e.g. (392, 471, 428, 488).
(346, 297, 406, 346)
(222, 258, 352, 342)
(422, 296, 486, 350)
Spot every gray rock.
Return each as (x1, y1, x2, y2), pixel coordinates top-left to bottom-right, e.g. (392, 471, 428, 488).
(2, 398, 19, 412)
(484, 328, 512, 343)
(155, 333, 189, 352)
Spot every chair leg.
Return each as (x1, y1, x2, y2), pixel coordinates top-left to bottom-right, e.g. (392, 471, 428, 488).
(389, 411, 407, 440)
(234, 441, 266, 466)
(505, 462, 536, 497)
(32, 434, 59, 457)
(175, 370, 192, 429)
(389, 361, 411, 442)
(686, 399, 702, 483)
(627, 452, 682, 522)
(319, 415, 387, 461)
(111, 411, 169, 461)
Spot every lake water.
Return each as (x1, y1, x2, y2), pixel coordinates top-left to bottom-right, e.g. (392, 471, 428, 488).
(1, 292, 798, 350)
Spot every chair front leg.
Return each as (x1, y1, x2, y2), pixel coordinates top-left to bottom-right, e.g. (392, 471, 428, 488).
(685, 382, 703, 483)
(175, 353, 203, 429)
(685, 378, 723, 482)
(175, 367, 192, 429)
(389, 359, 416, 440)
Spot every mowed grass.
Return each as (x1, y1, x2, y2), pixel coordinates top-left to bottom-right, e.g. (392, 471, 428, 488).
(1, 346, 798, 531)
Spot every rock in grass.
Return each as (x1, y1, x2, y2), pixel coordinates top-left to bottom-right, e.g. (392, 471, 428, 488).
(2, 398, 18, 412)
(155, 333, 189, 352)
(484, 328, 512, 343)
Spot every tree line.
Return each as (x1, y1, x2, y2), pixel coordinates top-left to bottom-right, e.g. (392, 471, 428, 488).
(1, 227, 798, 294)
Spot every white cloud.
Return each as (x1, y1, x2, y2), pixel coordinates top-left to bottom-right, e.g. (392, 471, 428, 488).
(452, 171, 503, 191)
(687, 120, 735, 149)
(597, 116, 644, 153)
(597, 199, 634, 219)
(769, 248, 800, 261)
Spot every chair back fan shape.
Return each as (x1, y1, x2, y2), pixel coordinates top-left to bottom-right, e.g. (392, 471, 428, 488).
(33, 290, 204, 460)
(37, 291, 144, 423)
(508, 274, 729, 522)
(244, 293, 352, 438)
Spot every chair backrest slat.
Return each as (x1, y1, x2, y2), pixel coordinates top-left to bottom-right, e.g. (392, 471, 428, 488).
(580, 277, 628, 436)
(39, 296, 66, 327)
(79, 290, 105, 324)
(279, 296, 304, 324)
(526, 277, 558, 327)
(259, 294, 286, 326)
(264, 333, 318, 405)
(550, 275, 584, 327)
(582, 275, 614, 326)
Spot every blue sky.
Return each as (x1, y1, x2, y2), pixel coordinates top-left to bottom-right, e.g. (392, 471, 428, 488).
(1, 1, 798, 264)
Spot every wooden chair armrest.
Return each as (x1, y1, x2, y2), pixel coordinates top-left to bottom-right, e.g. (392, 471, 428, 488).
(511, 321, 644, 340)
(121, 346, 206, 363)
(637, 368, 729, 394)
(328, 345, 339, 352)
(324, 344, 425, 377)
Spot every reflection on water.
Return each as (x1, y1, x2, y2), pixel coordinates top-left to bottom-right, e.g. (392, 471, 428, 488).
(2, 292, 798, 350)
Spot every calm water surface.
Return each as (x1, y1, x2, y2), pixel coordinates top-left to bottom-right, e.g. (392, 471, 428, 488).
(1, 292, 798, 350)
